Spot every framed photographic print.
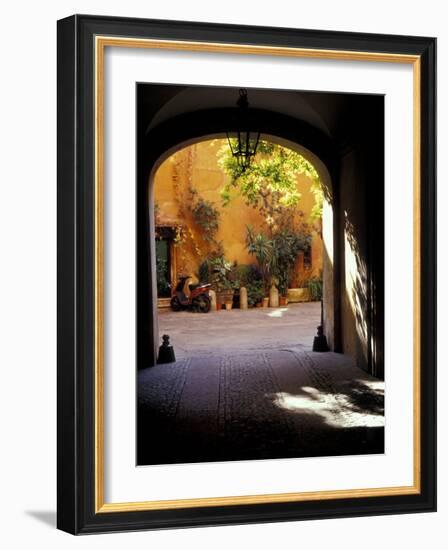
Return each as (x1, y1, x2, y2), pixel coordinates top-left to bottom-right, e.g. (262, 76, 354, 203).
(57, 14, 436, 534)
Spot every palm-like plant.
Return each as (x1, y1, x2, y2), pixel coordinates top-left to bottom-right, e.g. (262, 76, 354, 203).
(272, 230, 312, 296)
(246, 225, 276, 294)
(246, 225, 312, 297)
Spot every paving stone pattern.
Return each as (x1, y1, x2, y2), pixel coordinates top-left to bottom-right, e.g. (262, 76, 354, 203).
(138, 346, 384, 465)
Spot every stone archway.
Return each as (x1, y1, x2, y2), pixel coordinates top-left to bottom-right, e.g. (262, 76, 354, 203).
(136, 86, 386, 467)
(150, 135, 336, 359)
(137, 108, 340, 368)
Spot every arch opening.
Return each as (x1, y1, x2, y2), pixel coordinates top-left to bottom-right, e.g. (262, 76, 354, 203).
(148, 135, 335, 364)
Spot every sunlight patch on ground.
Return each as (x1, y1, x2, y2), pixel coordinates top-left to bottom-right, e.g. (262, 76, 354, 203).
(266, 308, 289, 318)
(272, 385, 385, 429)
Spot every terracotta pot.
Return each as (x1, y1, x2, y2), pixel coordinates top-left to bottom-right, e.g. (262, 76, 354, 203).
(216, 289, 234, 305)
(224, 302, 233, 311)
(279, 296, 288, 306)
(255, 302, 263, 308)
(262, 297, 269, 308)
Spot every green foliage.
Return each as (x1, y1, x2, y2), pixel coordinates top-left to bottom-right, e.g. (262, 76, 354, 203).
(218, 140, 322, 230)
(227, 263, 241, 291)
(246, 280, 264, 307)
(231, 264, 246, 289)
(202, 254, 233, 292)
(198, 259, 211, 283)
(245, 225, 276, 293)
(245, 225, 311, 295)
(310, 179, 324, 221)
(239, 262, 264, 306)
(156, 257, 170, 296)
(232, 263, 262, 288)
(190, 197, 220, 242)
(306, 276, 323, 301)
(198, 256, 264, 302)
(272, 230, 312, 296)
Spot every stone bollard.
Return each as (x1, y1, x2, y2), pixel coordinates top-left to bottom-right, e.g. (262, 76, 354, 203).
(239, 286, 248, 310)
(269, 284, 279, 308)
(209, 289, 217, 312)
(157, 334, 176, 364)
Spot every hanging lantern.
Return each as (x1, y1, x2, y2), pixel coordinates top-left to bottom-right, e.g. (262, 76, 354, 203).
(226, 89, 260, 171)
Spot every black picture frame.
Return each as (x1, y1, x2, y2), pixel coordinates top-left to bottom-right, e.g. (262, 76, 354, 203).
(57, 14, 436, 534)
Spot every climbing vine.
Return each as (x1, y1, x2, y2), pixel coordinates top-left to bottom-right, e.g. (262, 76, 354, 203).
(170, 146, 222, 274)
(191, 198, 220, 242)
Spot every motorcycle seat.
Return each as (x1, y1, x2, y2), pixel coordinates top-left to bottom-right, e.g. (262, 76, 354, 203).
(188, 283, 200, 291)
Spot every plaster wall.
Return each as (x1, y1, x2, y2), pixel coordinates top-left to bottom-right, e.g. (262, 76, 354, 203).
(154, 139, 323, 284)
(339, 149, 370, 372)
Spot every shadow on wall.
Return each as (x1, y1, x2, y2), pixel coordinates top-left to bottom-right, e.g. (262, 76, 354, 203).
(344, 212, 370, 370)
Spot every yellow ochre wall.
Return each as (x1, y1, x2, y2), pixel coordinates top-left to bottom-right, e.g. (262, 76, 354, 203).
(154, 139, 323, 285)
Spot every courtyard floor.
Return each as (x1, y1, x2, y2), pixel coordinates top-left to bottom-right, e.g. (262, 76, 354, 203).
(138, 303, 384, 465)
(157, 301, 322, 359)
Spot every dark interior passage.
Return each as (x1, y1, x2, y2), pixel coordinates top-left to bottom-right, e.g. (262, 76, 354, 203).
(138, 347, 384, 465)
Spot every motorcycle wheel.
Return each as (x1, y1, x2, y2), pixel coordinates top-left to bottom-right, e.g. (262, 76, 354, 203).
(170, 296, 182, 311)
(193, 295, 211, 313)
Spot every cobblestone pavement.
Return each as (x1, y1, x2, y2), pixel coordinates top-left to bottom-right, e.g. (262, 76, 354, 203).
(138, 304, 384, 465)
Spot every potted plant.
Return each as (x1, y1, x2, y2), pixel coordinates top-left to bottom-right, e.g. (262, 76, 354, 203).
(245, 226, 275, 302)
(287, 281, 311, 303)
(206, 255, 234, 308)
(277, 267, 290, 306)
(218, 282, 234, 309)
(306, 275, 323, 301)
(272, 229, 312, 305)
(236, 265, 263, 308)
(247, 279, 264, 308)
(228, 262, 242, 308)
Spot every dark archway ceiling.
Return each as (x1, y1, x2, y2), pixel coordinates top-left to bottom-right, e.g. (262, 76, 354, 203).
(138, 83, 364, 139)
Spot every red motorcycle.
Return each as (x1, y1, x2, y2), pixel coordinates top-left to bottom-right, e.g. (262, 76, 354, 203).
(170, 275, 212, 313)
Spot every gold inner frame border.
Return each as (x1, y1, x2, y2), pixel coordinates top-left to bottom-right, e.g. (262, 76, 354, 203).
(94, 35, 421, 514)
